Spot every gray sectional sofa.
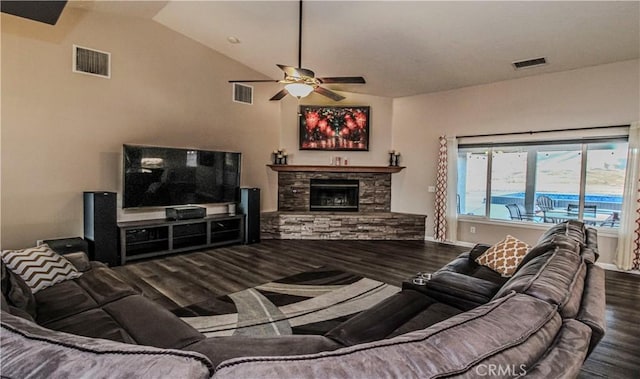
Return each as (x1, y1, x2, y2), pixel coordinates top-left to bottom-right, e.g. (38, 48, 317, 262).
(1, 220, 605, 378)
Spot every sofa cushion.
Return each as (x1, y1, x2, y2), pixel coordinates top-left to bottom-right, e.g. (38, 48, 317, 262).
(102, 294, 204, 349)
(43, 308, 137, 344)
(475, 235, 530, 277)
(74, 265, 139, 305)
(325, 289, 436, 346)
(1, 244, 82, 293)
(213, 293, 561, 378)
(423, 271, 503, 310)
(0, 311, 214, 379)
(468, 243, 492, 261)
(35, 266, 138, 326)
(62, 251, 92, 272)
(1, 259, 37, 321)
(387, 301, 462, 338)
(35, 280, 99, 325)
(437, 252, 507, 285)
(186, 335, 342, 367)
(493, 247, 587, 319)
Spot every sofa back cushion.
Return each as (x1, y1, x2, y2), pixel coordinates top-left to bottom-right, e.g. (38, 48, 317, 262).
(213, 293, 564, 378)
(537, 220, 585, 246)
(0, 311, 214, 379)
(1, 260, 37, 321)
(493, 247, 586, 319)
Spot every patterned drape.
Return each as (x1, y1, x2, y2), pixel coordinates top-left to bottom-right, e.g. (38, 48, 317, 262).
(633, 178, 640, 270)
(434, 136, 448, 241)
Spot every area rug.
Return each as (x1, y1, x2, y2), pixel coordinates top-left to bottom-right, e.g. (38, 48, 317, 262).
(172, 269, 399, 337)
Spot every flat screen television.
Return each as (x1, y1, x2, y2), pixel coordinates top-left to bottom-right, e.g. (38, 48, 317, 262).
(122, 144, 241, 209)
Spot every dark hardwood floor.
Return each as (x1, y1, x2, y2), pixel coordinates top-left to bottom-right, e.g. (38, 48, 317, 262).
(113, 240, 640, 378)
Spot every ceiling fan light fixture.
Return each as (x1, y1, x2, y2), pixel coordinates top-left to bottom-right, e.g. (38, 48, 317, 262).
(285, 82, 314, 98)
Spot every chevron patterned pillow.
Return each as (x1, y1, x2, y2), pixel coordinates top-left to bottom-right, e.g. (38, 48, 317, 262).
(1, 244, 82, 293)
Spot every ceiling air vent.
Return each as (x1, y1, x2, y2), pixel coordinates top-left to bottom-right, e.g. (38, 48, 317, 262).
(73, 45, 110, 78)
(233, 83, 253, 105)
(512, 57, 547, 70)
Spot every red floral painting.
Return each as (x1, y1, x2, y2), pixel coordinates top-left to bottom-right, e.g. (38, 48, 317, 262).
(299, 106, 370, 151)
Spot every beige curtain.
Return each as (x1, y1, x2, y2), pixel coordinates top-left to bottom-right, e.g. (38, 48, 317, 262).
(615, 122, 640, 271)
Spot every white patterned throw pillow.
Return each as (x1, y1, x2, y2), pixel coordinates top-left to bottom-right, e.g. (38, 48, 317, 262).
(475, 235, 530, 277)
(1, 244, 82, 293)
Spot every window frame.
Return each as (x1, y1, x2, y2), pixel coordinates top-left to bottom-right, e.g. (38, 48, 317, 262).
(457, 136, 629, 229)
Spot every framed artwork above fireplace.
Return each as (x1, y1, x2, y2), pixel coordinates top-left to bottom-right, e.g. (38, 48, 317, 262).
(299, 105, 370, 151)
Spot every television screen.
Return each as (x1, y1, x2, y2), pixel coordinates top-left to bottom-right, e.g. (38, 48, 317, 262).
(122, 145, 241, 209)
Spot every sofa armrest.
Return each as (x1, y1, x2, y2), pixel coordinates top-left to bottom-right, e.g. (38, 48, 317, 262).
(423, 271, 502, 310)
(468, 243, 492, 261)
(577, 263, 606, 357)
(62, 252, 92, 272)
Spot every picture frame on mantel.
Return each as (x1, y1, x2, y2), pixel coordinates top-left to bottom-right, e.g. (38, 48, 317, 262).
(299, 105, 370, 151)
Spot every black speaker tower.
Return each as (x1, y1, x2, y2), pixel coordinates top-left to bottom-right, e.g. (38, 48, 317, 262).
(240, 188, 260, 244)
(83, 191, 119, 266)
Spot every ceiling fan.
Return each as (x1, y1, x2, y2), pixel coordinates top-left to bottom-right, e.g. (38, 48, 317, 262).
(228, 0, 365, 101)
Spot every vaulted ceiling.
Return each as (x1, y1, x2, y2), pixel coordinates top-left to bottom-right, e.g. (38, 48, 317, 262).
(71, 1, 639, 98)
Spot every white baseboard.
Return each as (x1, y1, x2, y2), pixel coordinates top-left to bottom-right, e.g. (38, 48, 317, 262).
(596, 262, 640, 275)
(425, 236, 475, 248)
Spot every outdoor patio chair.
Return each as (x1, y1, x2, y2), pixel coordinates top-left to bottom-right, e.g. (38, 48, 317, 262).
(536, 195, 554, 212)
(536, 195, 555, 222)
(505, 204, 536, 221)
(600, 212, 620, 227)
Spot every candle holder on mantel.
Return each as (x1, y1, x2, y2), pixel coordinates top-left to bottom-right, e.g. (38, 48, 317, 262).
(273, 148, 288, 165)
(388, 150, 401, 166)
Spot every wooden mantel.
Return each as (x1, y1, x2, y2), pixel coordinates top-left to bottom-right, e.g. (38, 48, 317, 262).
(267, 164, 405, 174)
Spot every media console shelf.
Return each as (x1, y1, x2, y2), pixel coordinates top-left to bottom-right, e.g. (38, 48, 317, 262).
(118, 214, 244, 265)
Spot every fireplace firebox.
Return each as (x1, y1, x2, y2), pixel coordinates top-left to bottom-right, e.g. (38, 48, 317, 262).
(310, 179, 359, 212)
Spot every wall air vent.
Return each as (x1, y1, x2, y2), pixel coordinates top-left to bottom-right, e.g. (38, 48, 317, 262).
(512, 57, 547, 70)
(233, 83, 253, 105)
(73, 45, 110, 78)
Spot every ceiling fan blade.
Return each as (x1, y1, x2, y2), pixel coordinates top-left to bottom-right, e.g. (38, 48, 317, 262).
(318, 76, 366, 84)
(228, 79, 279, 83)
(269, 89, 288, 101)
(276, 64, 315, 79)
(314, 86, 345, 102)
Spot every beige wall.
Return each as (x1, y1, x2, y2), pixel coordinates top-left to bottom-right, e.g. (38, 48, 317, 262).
(391, 59, 640, 264)
(1, 8, 281, 249)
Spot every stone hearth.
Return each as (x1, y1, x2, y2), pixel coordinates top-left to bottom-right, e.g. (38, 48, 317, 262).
(261, 165, 426, 240)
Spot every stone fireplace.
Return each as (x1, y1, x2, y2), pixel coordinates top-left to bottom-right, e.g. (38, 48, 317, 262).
(277, 171, 391, 213)
(262, 165, 426, 240)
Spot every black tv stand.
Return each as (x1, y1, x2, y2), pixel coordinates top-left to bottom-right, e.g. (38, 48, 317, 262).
(117, 214, 244, 265)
